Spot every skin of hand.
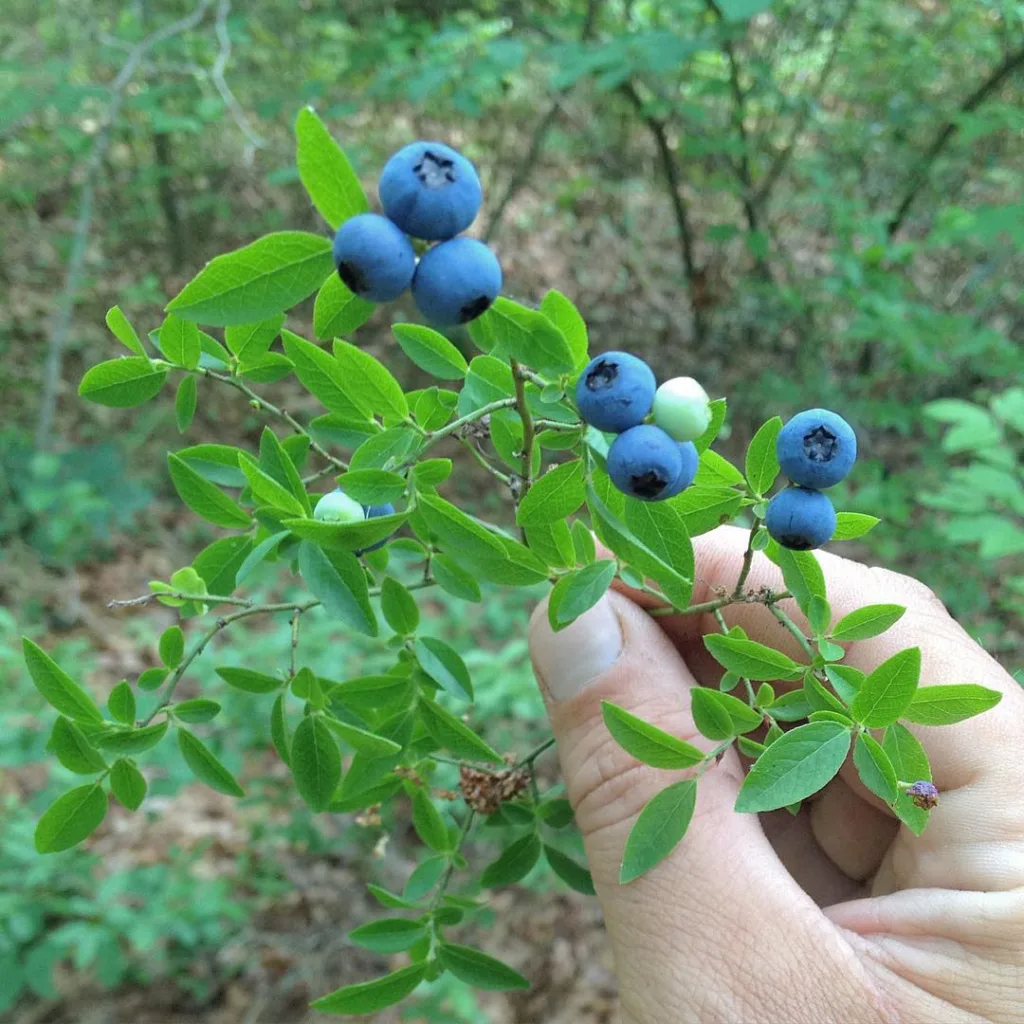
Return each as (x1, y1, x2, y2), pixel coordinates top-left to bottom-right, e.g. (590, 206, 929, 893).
(528, 525, 1024, 1024)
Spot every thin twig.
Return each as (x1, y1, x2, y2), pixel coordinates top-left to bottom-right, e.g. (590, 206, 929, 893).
(768, 602, 814, 659)
(428, 810, 477, 912)
(514, 736, 557, 769)
(509, 359, 537, 518)
(210, 0, 265, 164)
(35, 0, 214, 450)
(201, 367, 348, 473)
(731, 521, 761, 598)
(418, 397, 518, 454)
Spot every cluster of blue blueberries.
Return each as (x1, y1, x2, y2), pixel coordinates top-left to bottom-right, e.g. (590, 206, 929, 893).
(575, 352, 709, 502)
(574, 351, 858, 551)
(331, 141, 502, 326)
(765, 409, 857, 550)
(313, 490, 395, 554)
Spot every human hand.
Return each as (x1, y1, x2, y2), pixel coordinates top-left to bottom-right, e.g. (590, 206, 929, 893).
(529, 525, 1024, 1023)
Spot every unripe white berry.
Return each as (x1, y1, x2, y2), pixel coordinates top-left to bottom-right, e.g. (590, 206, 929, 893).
(313, 489, 365, 524)
(652, 377, 712, 442)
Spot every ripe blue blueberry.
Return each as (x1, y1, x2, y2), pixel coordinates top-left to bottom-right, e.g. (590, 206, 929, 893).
(411, 238, 502, 326)
(314, 488, 365, 524)
(355, 502, 397, 556)
(379, 141, 483, 241)
(332, 213, 416, 302)
(575, 352, 656, 434)
(607, 425, 685, 502)
(664, 441, 699, 498)
(776, 409, 857, 489)
(765, 486, 837, 550)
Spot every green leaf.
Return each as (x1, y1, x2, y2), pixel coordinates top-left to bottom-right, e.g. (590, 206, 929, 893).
(177, 728, 245, 797)
(831, 604, 906, 642)
(734, 722, 851, 813)
(284, 511, 407, 554)
(78, 358, 167, 407)
(291, 714, 341, 812)
(166, 232, 334, 326)
(774, 548, 826, 618)
(548, 560, 617, 630)
(295, 107, 368, 229)
(259, 427, 312, 514)
(825, 664, 864, 704)
(269, 694, 291, 766)
(225, 314, 285, 361)
(745, 416, 782, 495)
(586, 483, 691, 607)
(481, 833, 541, 887)
(539, 289, 588, 369)
(49, 718, 108, 774)
(94, 720, 169, 755)
(853, 733, 898, 805)
(311, 963, 427, 1015)
(298, 541, 378, 637)
(350, 427, 422, 471)
(322, 716, 401, 757)
(380, 577, 420, 635)
(313, 273, 374, 340)
(850, 648, 922, 727)
(215, 666, 282, 694)
(667, 482, 743, 537)
(167, 454, 250, 529)
(903, 683, 1003, 725)
(415, 637, 473, 702)
(703, 634, 804, 681)
(418, 698, 503, 763)
(105, 305, 147, 357)
(620, 779, 697, 883)
(572, 520, 596, 564)
(234, 532, 289, 587)
(765, 689, 813, 722)
(412, 789, 450, 852)
(159, 313, 201, 370)
(543, 844, 595, 895)
(458, 355, 515, 416)
(432, 554, 482, 602)
(806, 596, 832, 637)
(694, 398, 727, 454)
(392, 323, 469, 379)
(524, 521, 576, 569)
(335, 469, 406, 506)
(137, 668, 169, 692)
(516, 461, 586, 526)
(694, 450, 745, 487)
(476, 297, 575, 374)
(22, 638, 103, 723)
(281, 329, 366, 420)
(107, 681, 136, 725)
(349, 918, 427, 953)
(832, 513, 881, 541)
(413, 458, 453, 488)
(158, 626, 185, 670)
(174, 375, 197, 433)
(883, 723, 932, 834)
(366, 884, 419, 910)
(690, 688, 763, 738)
(333, 339, 409, 421)
(804, 672, 848, 714)
(173, 698, 222, 724)
(237, 453, 305, 517)
(440, 943, 531, 991)
(624, 499, 695, 591)
(601, 700, 704, 769)
(176, 443, 246, 487)
(110, 760, 147, 811)
(34, 784, 108, 854)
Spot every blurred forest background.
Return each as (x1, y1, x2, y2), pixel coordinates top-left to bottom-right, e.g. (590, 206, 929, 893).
(1, 0, 1022, 1020)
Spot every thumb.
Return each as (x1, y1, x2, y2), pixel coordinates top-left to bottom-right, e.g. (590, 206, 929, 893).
(528, 590, 870, 1022)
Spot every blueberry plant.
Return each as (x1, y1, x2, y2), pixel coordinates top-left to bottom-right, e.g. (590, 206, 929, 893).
(22, 108, 1005, 1016)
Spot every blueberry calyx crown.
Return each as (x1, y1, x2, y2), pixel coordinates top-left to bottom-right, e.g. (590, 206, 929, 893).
(584, 358, 618, 391)
(459, 294, 493, 323)
(773, 531, 816, 551)
(803, 425, 838, 463)
(414, 150, 457, 189)
(630, 469, 669, 500)
(337, 261, 366, 295)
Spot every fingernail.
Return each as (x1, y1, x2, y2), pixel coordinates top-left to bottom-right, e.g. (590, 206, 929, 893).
(530, 595, 623, 702)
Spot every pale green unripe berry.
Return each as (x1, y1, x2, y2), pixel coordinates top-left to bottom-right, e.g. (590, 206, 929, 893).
(313, 489, 365, 524)
(652, 377, 712, 442)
